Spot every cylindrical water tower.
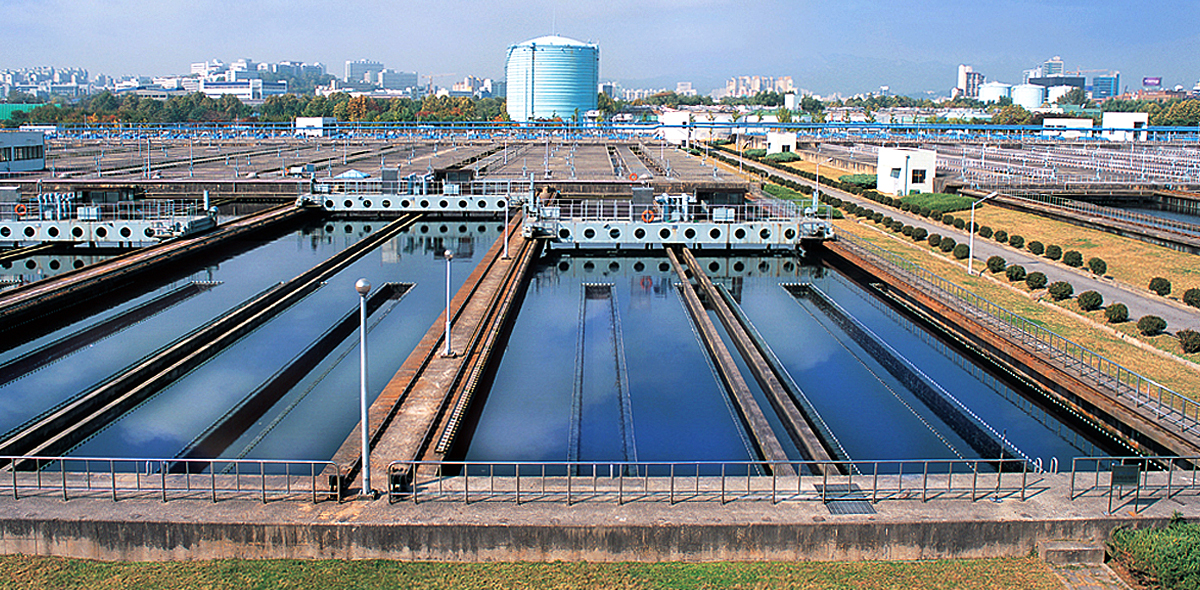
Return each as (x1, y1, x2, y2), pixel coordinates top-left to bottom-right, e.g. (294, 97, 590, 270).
(977, 82, 1011, 104)
(1011, 84, 1047, 110)
(505, 35, 599, 122)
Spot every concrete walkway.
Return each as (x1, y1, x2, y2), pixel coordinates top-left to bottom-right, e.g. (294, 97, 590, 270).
(733, 154, 1200, 333)
(1052, 564, 1132, 590)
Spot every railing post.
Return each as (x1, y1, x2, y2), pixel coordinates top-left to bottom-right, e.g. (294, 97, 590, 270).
(261, 461, 267, 504)
(211, 464, 217, 503)
(161, 461, 167, 503)
(111, 460, 117, 502)
(670, 464, 675, 505)
(464, 465, 470, 504)
(1021, 461, 1028, 501)
(62, 459, 68, 501)
(720, 464, 725, 505)
(515, 464, 520, 505)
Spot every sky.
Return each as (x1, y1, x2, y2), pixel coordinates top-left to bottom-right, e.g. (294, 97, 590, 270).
(2, 0, 1197, 97)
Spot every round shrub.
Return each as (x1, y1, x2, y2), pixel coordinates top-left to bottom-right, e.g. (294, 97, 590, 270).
(1027, 241, 1044, 256)
(1009, 235, 1025, 249)
(1006, 265, 1027, 282)
(900, 202, 912, 212)
(1045, 244, 1062, 260)
(1087, 257, 1107, 276)
(953, 243, 970, 260)
(1180, 329, 1200, 354)
(1063, 250, 1083, 267)
(1149, 277, 1172, 297)
(1184, 288, 1200, 308)
(890, 220, 904, 232)
(978, 225, 993, 239)
(927, 233, 942, 248)
(911, 227, 928, 242)
(930, 210, 943, 222)
(942, 214, 955, 226)
(1077, 290, 1103, 311)
(902, 225, 914, 237)
(953, 218, 966, 230)
(1137, 315, 1167, 336)
(883, 216, 894, 227)
(1026, 271, 1048, 290)
(919, 206, 931, 217)
(1048, 281, 1074, 301)
(986, 255, 1007, 273)
(940, 237, 957, 253)
(1105, 303, 1128, 324)
(871, 212, 883, 223)
(993, 229, 1008, 243)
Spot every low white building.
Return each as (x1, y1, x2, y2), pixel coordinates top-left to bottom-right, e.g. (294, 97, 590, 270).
(1042, 118, 1094, 139)
(1101, 112, 1149, 141)
(0, 131, 45, 174)
(766, 131, 797, 154)
(198, 79, 287, 101)
(876, 147, 936, 196)
(295, 117, 338, 137)
(656, 109, 735, 144)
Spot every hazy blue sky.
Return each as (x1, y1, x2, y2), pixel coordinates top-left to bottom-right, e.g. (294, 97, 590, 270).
(3, 0, 1196, 96)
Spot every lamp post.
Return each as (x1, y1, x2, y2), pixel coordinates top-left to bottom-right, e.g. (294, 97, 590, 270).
(443, 250, 454, 357)
(967, 191, 999, 275)
(813, 157, 833, 212)
(354, 278, 372, 497)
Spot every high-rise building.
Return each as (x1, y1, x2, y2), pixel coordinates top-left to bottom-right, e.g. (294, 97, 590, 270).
(1093, 73, 1120, 99)
(344, 59, 384, 84)
(956, 65, 985, 98)
(1042, 56, 1065, 77)
(378, 69, 418, 91)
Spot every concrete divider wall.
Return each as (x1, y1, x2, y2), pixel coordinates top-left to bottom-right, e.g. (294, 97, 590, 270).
(0, 516, 1164, 562)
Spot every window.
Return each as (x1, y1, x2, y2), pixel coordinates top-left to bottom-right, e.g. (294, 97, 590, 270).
(13, 145, 43, 161)
(781, 145, 791, 152)
(0, 147, 9, 162)
(911, 169, 926, 184)
(890, 168, 901, 179)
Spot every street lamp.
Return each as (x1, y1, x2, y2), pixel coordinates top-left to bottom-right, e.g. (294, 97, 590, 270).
(354, 278, 372, 497)
(443, 250, 454, 357)
(813, 157, 834, 212)
(967, 191, 999, 276)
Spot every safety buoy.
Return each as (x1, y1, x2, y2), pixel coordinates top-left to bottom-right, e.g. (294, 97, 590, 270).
(641, 209, 655, 223)
(628, 173, 638, 181)
(640, 276, 652, 289)
(13, 203, 26, 217)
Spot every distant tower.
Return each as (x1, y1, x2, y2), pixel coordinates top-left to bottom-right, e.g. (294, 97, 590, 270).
(1042, 56, 1065, 77)
(505, 35, 599, 122)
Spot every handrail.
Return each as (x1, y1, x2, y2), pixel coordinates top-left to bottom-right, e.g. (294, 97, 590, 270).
(386, 458, 1033, 505)
(0, 455, 340, 503)
(834, 232, 1200, 432)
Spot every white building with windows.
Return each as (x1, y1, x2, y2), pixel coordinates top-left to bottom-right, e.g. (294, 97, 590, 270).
(0, 131, 45, 174)
(877, 147, 935, 196)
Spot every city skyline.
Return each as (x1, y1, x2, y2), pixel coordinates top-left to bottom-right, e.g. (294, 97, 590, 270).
(2, 0, 1197, 97)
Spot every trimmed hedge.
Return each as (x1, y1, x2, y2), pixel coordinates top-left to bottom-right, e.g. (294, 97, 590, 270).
(1048, 281, 1074, 301)
(953, 218, 966, 230)
(1077, 290, 1103, 311)
(927, 234, 942, 248)
(1027, 241, 1044, 256)
(1105, 303, 1128, 323)
(1150, 277, 1172, 297)
(911, 227, 928, 241)
(1045, 244, 1062, 260)
(1026, 271, 1048, 290)
(1184, 288, 1200, 308)
(940, 237, 957, 252)
(978, 225, 993, 239)
(1063, 250, 1083, 268)
(993, 229, 1008, 243)
(1006, 265, 1027, 282)
(1137, 315, 1167, 336)
(1009, 235, 1025, 249)
(952, 243, 970, 259)
(1087, 257, 1107, 276)
(942, 214, 956, 226)
(986, 255, 1006, 273)
(1181, 330, 1200, 354)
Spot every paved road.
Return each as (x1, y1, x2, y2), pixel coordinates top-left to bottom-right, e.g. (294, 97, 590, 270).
(733, 154, 1200, 333)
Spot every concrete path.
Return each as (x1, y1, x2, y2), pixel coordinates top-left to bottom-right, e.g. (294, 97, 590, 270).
(1052, 564, 1132, 590)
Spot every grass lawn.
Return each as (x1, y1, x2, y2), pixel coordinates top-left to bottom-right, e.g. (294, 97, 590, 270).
(835, 219, 1200, 401)
(900, 194, 977, 214)
(0, 555, 1063, 590)
(970, 204, 1200, 301)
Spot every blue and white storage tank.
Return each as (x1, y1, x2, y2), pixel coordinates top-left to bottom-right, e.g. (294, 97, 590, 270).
(506, 35, 599, 122)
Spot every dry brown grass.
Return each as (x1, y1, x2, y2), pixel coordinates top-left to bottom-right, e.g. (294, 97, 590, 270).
(835, 219, 1200, 401)
(971, 205, 1200, 298)
(781, 160, 860, 179)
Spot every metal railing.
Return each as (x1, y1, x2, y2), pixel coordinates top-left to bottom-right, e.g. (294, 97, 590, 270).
(544, 199, 807, 224)
(835, 232, 1200, 431)
(0, 456, 340, 503)
(314, 178, 533, 198)
(1004, 192, 1200, 237)
(0, 199, 208, 223)
(1070, 455, 1200, 501)
(386, 459, 1035, 505)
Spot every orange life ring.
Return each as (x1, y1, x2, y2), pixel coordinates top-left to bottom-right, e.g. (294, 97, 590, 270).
(628, 173, 638, 181)
(640, 276, 652, 289)
(641, 209, 655, 223)
(14, 203, 26, 217)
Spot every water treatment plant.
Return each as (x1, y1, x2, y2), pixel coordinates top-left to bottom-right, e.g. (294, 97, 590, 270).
(1, 122, 1200, 562)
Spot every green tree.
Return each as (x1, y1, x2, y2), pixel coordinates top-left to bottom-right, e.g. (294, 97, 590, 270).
(1055, 87, 1090, 106)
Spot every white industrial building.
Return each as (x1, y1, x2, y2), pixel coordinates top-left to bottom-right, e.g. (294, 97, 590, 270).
(0, 131, 45, 174)
(1101, 112, 1149, 141)
(1042, 118, 1094, 139)
(1010, 84, 1046, 110)
(766, 131, 797, 154)
(198, 79, 287, 101)
(295, 117, 337, 137)
(978, 82, 1011, 103)
(876, 147, 936, 196)
(656, 109, 734, 144)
